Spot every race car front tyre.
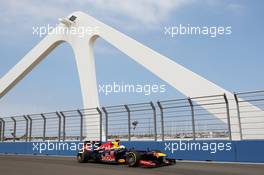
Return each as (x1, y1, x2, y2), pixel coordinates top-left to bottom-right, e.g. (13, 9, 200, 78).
(77, 151, 89, 163)
(126, 151, 141, 167)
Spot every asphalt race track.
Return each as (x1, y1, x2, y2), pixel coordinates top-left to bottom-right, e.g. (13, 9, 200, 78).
(1, 155, 264, 175)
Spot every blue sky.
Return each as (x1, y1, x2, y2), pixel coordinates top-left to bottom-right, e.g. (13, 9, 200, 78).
(0, 0, 263, 116)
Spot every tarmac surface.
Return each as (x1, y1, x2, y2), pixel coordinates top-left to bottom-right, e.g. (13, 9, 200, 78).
(1, 155, 264, 175)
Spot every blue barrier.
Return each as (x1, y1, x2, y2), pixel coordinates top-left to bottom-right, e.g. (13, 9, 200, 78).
(0, 140, 264, 163)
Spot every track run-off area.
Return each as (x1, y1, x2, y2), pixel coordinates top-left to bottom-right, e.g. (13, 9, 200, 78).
(0, 155, 264, 175)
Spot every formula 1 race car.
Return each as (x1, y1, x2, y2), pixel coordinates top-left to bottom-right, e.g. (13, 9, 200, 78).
(77, 140, 176, 168)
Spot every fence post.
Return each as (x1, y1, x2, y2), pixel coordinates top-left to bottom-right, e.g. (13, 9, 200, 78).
(77, 110, 83, 141)
(0, 118, 2, 142)
(11, 117, 16, 142)
(27, 115, 32, 141)
(150, 102, 157, 141)
(56, 112, 61, 141)
(102, 107, 108, 141)
(124, 105, 131, 141)
(23, 115, 29, 142)
(1, 118, 5, 142)
(234, 93, 243, 140)
(223, 94, 232, 140)
(60, 112, 66, 141)
(157, 101, 165, 141)
(41, 114, 46, 141)
(96, 108, 103, 142)
(188, 98, 196, 140)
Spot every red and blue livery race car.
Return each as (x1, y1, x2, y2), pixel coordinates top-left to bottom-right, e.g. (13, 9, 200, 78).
(77, 140, 176, 168)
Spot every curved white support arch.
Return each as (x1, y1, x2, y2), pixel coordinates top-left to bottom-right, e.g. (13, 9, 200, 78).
(0, 16, 101, 140)
(0, 11, 263, 140)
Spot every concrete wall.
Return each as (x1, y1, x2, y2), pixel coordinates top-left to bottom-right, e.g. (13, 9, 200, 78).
(0, 140, 263, 163)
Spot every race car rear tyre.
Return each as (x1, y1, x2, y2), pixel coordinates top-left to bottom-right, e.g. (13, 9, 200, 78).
(126, 151, 141, 167)
(77, 151, 89, 163)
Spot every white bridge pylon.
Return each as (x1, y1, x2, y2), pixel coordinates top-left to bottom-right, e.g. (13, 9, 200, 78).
(0, 11, 262, 140)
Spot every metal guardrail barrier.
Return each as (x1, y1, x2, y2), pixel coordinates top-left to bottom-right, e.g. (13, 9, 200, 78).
(234, 90, 264, 139)
(0, 90, 264, 142)
(157, 94, 231, 140)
